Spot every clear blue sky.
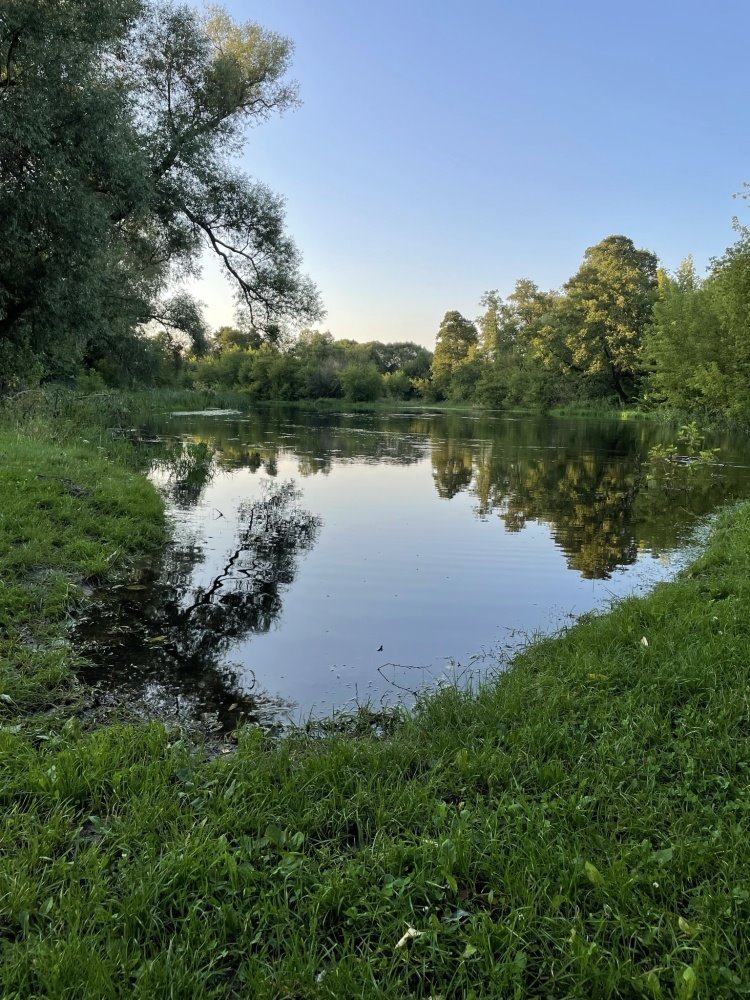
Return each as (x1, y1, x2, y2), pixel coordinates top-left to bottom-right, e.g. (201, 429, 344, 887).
(195, 0, 750, 348)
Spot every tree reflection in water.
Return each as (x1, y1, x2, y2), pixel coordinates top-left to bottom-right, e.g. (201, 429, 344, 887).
(77, 480, 320, 731)
(427, 415, 747, 580)
(469, 450, 645, 578)
(76, 410, 750, 728)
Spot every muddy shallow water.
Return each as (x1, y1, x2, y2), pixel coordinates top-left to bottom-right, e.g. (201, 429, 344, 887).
(76, 408, 750, 730)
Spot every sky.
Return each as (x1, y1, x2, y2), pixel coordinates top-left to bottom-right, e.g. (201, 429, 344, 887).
(191, 0, 750, 348)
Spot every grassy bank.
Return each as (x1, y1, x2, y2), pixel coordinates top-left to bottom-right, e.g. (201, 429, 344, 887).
(130, 390, 490, 417)
(1, 383, 670, 425)
(2, 407, 750, 997)
(551, 402, 664, 420)
(0, 431, 165, 717)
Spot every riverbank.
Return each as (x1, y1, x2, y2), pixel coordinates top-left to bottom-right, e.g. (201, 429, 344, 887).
(2, 410, 750, 997)
(0, 430, 165, 718)
(144, 388, 672, 423)
(0, 382, 674, 425)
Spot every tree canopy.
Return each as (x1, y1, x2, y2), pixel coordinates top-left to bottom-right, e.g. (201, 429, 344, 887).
(0, 0, 321, 386)
(646, 236, 750, 418)
(532, 236, 658, 403)
(425, 237, 666, 412)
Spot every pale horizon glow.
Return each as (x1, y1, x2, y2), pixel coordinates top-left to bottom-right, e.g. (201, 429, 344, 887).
(187, 0, 750, 349)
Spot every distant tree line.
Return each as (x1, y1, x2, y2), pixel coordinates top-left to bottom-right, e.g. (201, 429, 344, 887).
(185, 331, 433, 402)
(423, 230, 750, 422)
(3, 2, 750, 420)
(9, 218, 750, 422)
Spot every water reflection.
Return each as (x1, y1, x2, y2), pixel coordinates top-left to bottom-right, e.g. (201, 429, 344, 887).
(207, 411, 430, 473)
(432, 437, 474, 498)
(172, 407, 745, 581)
(427, 416, 744, 579)
(78, 479, 320, 730)
(465, 444, 645, 578)
(77, 408, 750, 728)
(161, 440, 215, 507)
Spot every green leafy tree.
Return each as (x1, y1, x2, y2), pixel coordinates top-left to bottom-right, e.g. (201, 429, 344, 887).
(305, 360, 343, 399)
(0, 0, 145, 383)
(191, 346, 248, 389)
(475, 281, 560, 409)
(477, 290, 502, 358)
(645, 260, 719, 412)
(239, 346, 302, 399)
(292, 330, 342, 398)
(368, 342, 432, 378)
(382, 370, 412, 399)
(0, 0, 321, 386)
(646, 236, 750, 419)
(533, 236, 658, 403)
(704, 233, 750, 417)
(340, 363, 382, 402)
(446, 356, 484, 401)
(214, 326, 262, 353)
(430, 311, 478, 398)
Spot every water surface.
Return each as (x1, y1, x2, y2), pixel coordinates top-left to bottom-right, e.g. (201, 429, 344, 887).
(77, 409, 750, 729)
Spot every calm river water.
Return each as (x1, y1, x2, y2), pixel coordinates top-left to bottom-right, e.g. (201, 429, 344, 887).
(77, 408, 750, 729)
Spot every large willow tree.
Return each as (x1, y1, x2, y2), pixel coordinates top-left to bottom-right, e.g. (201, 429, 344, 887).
(0, 0, 321, 385)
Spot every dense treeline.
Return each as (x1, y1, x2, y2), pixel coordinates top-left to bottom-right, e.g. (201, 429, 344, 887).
(186, 330, 432, 401)
(9, 208, 749, 414)
(426, 231, 750, 421)
(3, 2, 750, 421)
(176, 228, 750, 418)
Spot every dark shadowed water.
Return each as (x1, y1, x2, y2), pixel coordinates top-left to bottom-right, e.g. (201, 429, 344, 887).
(76, 408, 750, 730)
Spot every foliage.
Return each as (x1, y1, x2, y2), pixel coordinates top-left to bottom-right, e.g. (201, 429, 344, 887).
(533, 236, 658, 404)
(645, 260, 722, 413)
(0, 0, 321, 387)
(340, 362, 383, 402)
(238, 346, 303, 400)
(444, 355, 484, 402)
(644, 236, 750, 420)
(430, 242, 660, 410)
(192, 347, 249, 391)
(426, 227, 750, 423)
(474, 280, 562, 410)
(646, 422, 720, 493)
(477, 289, 502, 358)
(368, 341, 432, 379)
(707, 235, 750, 417)
(430, 311, 479, 399)
(185, 332, 432, 403)
(213, 326, 263, 354)
(382, 370, 413, 399)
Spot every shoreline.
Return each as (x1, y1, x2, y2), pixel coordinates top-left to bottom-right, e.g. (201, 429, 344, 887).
(2, 404, 749, 996)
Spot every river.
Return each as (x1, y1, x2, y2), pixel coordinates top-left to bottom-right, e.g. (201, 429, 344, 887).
(75, 407, 750, 730)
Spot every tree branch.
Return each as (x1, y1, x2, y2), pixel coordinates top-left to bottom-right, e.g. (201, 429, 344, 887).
(179, 201, 275, 323)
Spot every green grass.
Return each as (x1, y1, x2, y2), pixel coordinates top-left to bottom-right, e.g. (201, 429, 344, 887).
(0, 431, 164, 714)
(291, 397, 489, 413)
(0, 386, 252, 432)
(550, 401, 669, 421)
(2, 399, 750, 996)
